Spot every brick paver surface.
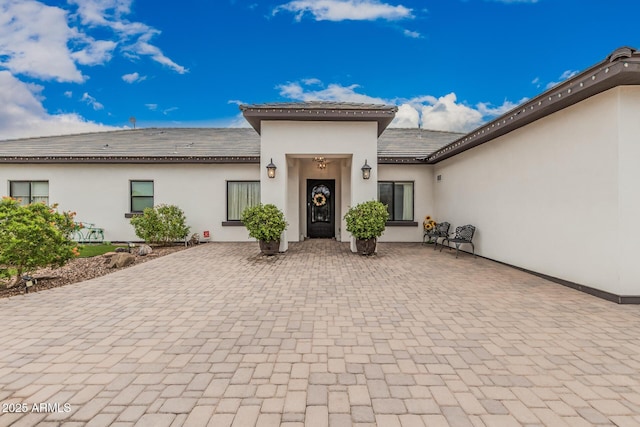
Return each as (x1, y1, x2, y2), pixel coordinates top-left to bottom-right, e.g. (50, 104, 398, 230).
(1, 240, 640, 426)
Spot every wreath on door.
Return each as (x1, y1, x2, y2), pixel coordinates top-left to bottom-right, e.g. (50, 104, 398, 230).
(313, 193, 327, 207)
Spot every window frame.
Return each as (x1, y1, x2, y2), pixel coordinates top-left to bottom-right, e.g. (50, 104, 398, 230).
(377, 180, 416, 224)
(130, 180, 154, 213)
(9, 180, 49, 205)
(224, 180, 260, 225)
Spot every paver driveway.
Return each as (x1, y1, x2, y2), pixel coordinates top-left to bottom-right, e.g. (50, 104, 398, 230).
(1, 240, 640, 427)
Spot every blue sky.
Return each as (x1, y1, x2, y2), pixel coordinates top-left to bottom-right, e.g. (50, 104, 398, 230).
(1, 0, 639, 140)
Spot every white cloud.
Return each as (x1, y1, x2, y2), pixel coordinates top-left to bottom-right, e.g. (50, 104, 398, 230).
(403, 29, 422, 38)
(277, 81, 387, 104)
(0, 0, 84, 82)
(393, 103, 420, 127)
(224, 101, 256, 126)
(531, 76, 541, 88)
(226, 113, 253, 127)
(0, 0, 185, 139)
(274, 0, 413, 21)
(68, 0, 188, 74)
(0, 0, 186, 84)
(476, 98, 524, 117)
(71, 38, 117, 65)
(122, 72, 147, 83)
(276, 79, 519, 132)
(559, 70, 578, 79)
(0, 71, 117, 140)
(420, 93, 483, 132)
(127, 30, 188, 74)
(142, 104, 177, 115)
(68, 0, 133, 27)
(545, 69, 578, 89)
(302, 78, 323, 86)
(81, 92, 104, 110)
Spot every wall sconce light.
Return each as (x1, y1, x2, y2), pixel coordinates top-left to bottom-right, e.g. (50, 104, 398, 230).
(266, 158, 277, 178)
(361, 160, 371, 180)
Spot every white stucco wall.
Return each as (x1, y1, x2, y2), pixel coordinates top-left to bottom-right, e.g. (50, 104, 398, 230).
(617, 86, 640, 295)
(260, 121, 378, 250)
(341, 160, 352, 243)
(378, 164, 435, 242)
(287, 159, 301, 242)
(434, 88, 630, 296)
(0, 163, 259, 243)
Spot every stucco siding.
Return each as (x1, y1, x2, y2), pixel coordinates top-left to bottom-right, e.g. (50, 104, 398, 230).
(434, 88, 622, 294)
(378, 164, 435, 242)
(0, 163, 259, 243)
(617, 86, 640, 295)
(260, 121, 378, 250)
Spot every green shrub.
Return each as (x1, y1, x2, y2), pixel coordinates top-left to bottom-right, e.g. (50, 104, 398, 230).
(129, 204, 190, 246)
(241, 203, 287, 242)
(344, 200, 390, 240)
(0, 197, 79, 286)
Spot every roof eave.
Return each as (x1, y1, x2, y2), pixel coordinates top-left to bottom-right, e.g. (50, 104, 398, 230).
(240, 105, 397, 136)
(0, 156, 261, 164)
(427, 47, 640, 163)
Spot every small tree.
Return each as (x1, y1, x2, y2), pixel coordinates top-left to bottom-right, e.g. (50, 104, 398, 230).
(344, 200, 390, 240)
(0, 197, 79, 287)
(129, 204, 190, 246)
(241, 203, 287, 242)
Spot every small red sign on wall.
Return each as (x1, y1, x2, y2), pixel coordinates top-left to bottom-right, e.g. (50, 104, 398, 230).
(203, 230, 210, 238)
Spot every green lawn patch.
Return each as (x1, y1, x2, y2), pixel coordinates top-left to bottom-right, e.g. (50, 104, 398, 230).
(77, 244, 122, 258)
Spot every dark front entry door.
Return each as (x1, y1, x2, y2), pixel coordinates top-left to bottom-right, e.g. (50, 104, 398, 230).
(307, 179, 335, 238)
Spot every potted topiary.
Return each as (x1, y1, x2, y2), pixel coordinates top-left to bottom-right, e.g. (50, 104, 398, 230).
(344, 200, 390, 255)
(241, 203, 288, 255)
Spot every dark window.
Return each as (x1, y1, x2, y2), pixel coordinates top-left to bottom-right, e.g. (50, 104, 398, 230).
(377, 181, 414, 221)
(9, 181, 49, 205)
(227, 181, 260, 221)
(131, 181, 154, 212)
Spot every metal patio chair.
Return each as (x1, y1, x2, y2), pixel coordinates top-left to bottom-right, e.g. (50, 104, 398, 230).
(423, 221, 451, 251)
(440, 224, 476, 258)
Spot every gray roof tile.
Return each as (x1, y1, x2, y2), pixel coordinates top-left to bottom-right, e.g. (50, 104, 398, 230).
(0, 127, 459, 161)
(0, 128, 260, 159)
(378, 128, 463, 158)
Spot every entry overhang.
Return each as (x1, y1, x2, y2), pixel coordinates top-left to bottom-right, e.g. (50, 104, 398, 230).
(240, 102, 397, 137)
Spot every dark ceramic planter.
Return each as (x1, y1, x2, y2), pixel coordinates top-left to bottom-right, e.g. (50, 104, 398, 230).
(259, 240, 280, 256)
(355, 238, 377, 256)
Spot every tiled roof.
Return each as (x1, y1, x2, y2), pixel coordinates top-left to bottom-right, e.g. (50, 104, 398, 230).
(0, 127, 458, 163)
(0, 128, 261, 162)
(378, 128, 463, 158)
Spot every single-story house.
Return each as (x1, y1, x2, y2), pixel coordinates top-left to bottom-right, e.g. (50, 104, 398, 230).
(1, 46, 639, 303)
